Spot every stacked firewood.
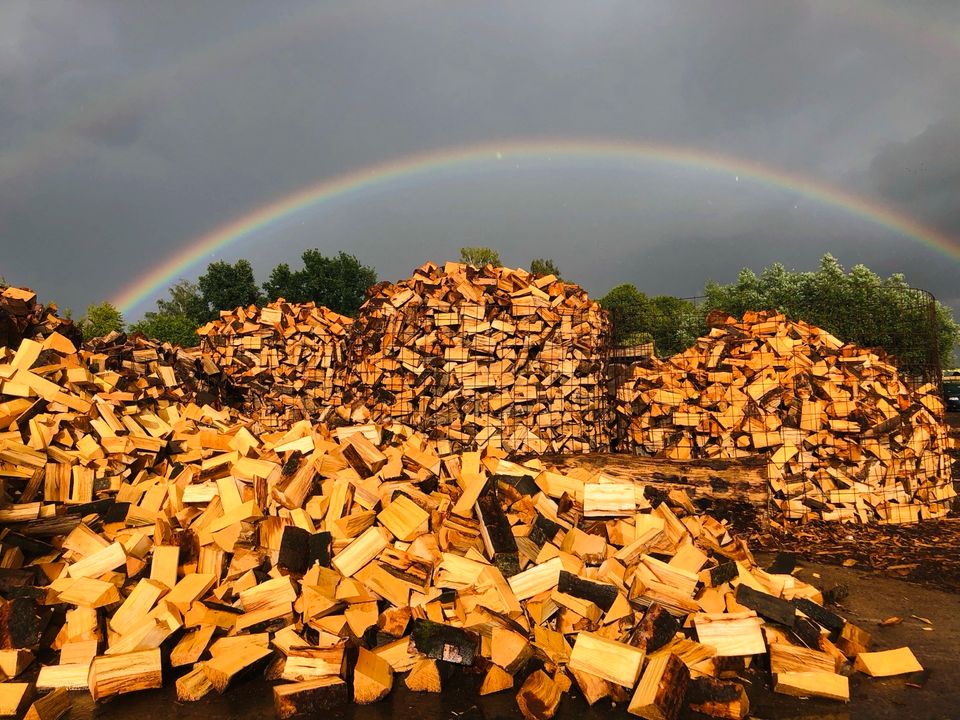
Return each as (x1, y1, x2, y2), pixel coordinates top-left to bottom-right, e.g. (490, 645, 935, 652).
(341, 262, 610, 454)
(84, 330, 231, 408)
(615, 310, 956, 524)
(197, 301, 354, 429)
(0, 285, 81, 351)
(0, 334, 920, 719)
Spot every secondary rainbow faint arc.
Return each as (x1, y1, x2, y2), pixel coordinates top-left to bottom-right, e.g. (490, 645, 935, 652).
(113, 138, 960, 314)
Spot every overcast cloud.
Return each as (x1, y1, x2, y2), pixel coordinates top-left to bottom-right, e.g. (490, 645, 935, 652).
(0, 0, 958, 319)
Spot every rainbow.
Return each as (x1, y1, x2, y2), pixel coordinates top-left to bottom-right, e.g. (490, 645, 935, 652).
(113, 138, 960, 315)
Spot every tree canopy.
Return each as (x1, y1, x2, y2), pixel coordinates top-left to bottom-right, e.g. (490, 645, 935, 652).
(599, 285, 702, 356)
(530, 258, 561, 279)
(599, 284, 654, 346)
(197, 259, 262, 317)
(459, 247, 501, 267)
(155, 280, 209, 325)
(79, 301, 124, 340)
(262, 250, 377, 316)
(129, 312, 199, 348)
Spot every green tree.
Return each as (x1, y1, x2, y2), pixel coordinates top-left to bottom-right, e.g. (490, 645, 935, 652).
(704, 254, 960, 371)
(129, 313, 199, 347)
(530, 258, 561, 279)
(648, 295, 704, 357)
(79, 301, 124, 339)
(155, 280, 209, 325)
(262, 262, 302, 303)
(459, 247, 501, 267)
(599, 284, 653, 346)
(262, 251, 377, 316)
(198, 259, 262, 314)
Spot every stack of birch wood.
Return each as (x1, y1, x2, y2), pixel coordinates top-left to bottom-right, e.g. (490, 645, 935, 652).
(0, 286, 81, 352)
(615, 310, 956, 524)
(197, 301, 353, 429)
(342, 262, 610, 454)
(0, 328, 924, 718)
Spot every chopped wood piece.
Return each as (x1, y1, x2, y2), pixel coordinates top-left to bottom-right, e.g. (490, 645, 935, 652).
(838, 622, 872, 657)
(353, 647, 393, 704)
(410, 619, 479, 666)
(479, 664, 514, 695)
(570, 667, 613, 705)
(0, 649, 34, 678)
(88, 649, 163, 700)
(774, 671, 849, 702)
(491, 627, 532, 674)
(377, 606, 411, 638)
(631, 603, 680, 654)
(557, 571, 618, 612)
(0, 682, 32, 717)
(769, 642, 838, 674)
(404, 658, 441, 693)
(569, 631, 645, 688)
(516, 670, 562, 720)
(24, 688, 70, 720)
(686, 677, 750, 719)
(734, 585, 796, 627)
(792, 597, 844, 634)
(693, 613, 765, 657)
(628, 652, 689, 720)
(278, 526, 312, 574)
(281, 646, 345, 682)
(176, 664, 213, 702)
(378, 495, 430, 542)
(853, 647, 923, 677)
(273, 677, 348, 719)
(170, 625, 216, 668)
(476, 491, 520, 577)
(331, 527, 389, 577)
(508, 556, 562, 601)
(204, 642, 273, 692)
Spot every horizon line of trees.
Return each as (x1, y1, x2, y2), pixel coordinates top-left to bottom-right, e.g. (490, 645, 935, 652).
(68, 249, 958, 369)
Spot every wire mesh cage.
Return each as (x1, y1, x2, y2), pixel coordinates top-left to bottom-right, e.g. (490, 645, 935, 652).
(343, 297, 613, 454)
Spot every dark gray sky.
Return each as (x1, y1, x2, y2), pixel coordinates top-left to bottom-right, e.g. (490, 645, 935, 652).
(1, 0, 959, 321)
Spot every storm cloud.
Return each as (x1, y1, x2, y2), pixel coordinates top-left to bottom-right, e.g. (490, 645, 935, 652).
(0, 0, 958, 318)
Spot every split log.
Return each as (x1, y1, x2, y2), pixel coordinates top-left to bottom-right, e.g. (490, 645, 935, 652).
(352, 647, 393, 704)
(479, 664, 514, 695)
(404, 658, 441, 693)
(410, 619, 479, 666)
(853, 647, 923, 677)
(685, 677, 749, 719)
(88, 649, 163, 700)
(516, 670, 562, 720)
(23, 688, 70, 720)
(773, 671, 849, 702)
(569, 632, 645, 688)
(0, 683, 32, 717)
(175, 664, 213, 702)
(273, 677, 348, 719)
(628, 652, 689, 720)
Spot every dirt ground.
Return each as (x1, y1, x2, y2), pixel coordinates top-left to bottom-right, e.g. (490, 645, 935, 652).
(53, 555, 956, 720)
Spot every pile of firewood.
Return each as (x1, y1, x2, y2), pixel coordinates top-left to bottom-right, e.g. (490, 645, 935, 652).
(341, 262, 610, 454)
(0, 326, 928, 719)
(197, 301, 353, 429)
(614, 310, 956, 524)
(0, 286, 81, 352)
